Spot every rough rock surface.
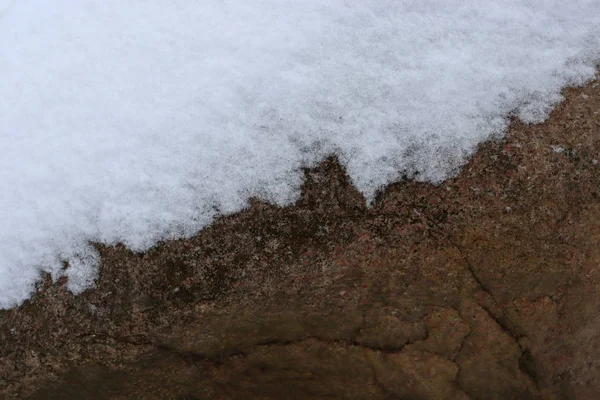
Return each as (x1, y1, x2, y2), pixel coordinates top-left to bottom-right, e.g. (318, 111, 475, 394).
(1, 73, 600, 399)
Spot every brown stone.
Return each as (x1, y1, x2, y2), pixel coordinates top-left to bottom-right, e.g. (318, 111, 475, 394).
(1, 71, 600, 399)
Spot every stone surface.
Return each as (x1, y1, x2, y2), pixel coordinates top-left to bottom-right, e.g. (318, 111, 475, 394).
(1, 72, 600, 399)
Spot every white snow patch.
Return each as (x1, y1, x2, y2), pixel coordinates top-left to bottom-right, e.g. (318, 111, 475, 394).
(1, 0, 600, 308)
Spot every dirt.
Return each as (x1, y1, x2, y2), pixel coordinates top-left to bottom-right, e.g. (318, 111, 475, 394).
(1, 72, 600, 399)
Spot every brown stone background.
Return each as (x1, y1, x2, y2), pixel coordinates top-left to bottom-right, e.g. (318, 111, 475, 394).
(1, 71, 599, 399)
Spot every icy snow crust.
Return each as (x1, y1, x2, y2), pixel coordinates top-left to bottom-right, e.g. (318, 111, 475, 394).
(1, 0, 599, 308)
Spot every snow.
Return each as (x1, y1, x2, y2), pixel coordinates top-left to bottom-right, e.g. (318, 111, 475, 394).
(1, 0, 599, 308)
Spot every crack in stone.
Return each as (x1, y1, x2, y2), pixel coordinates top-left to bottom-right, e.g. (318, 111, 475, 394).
(421, 210, 541, 392)
(243, 335, 421, 356)
(64, 332, 224, 367)
(369, 363, 403, 400)
(452, 322, 476, 399)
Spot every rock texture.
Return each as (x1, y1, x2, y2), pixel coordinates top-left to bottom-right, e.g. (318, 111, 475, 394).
(1, 73, 600, 399)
